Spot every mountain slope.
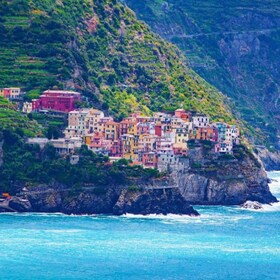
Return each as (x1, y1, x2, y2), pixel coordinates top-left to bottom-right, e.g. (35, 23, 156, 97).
(0, 97, 39, 136)
(0, 0, 234, 123)
(124, 0, 280, 147)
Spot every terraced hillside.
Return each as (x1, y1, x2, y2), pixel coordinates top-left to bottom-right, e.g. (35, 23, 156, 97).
(0, 97, 39, 136)
(125, 0, 280, 148)
(0, 0, 234, 124)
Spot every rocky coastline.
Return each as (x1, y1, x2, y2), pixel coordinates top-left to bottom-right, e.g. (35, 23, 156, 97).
(256, 147, 280, 171)
(175, 145, 277, 205)
(0, 184, 199, 216)
(0, 142, 277, 216)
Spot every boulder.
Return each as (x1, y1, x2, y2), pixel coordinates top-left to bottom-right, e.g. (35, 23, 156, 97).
(241, 200, 263, 210)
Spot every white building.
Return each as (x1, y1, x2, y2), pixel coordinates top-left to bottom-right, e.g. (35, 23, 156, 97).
(225, 125, 240, 144)
(192, 114, 209, 128)
(157, 152, 179, 172)
(215, 141, 233, 154)
(22, 102, 33, 114)
(51, 137, 83, 155)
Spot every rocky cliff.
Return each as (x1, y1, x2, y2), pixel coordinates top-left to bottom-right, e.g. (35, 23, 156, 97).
(0, 140, 3, 167)
(257, 147, 280, 171)
(0, 183, 199, 216)
(0, 143, 277, 215)
(174, 144, 277, 205)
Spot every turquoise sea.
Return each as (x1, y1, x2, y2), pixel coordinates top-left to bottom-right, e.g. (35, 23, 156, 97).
(0, 172, 279, 280)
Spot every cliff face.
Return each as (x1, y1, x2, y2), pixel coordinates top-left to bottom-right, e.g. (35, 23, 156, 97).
(124, 0, 280, 148)
(174, 145, 277, 205)
(257, 148, 280, 171)
(0, 140, 3, 167)
(113, 188, 198, 216)
(1, 144, 277, 216)
(0, 182, 199, 216)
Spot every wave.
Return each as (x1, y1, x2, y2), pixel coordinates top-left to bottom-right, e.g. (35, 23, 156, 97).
(121, 212, 254, 225)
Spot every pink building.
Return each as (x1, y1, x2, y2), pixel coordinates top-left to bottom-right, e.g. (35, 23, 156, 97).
(137, 122, 151, 135)
(141, 152, 158, 169)
(32, 90, 81, 112)
(173, 143, 188, 156)
(174, 109, 192, 122)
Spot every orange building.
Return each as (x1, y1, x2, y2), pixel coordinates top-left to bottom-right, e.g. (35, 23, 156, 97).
(191, 127, 218, 141)
(141, 152, 158, 169)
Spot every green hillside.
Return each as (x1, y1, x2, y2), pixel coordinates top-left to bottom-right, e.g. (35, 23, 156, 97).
(124, 0, 280, 148)
(0, 96, 39, 136)
(0, 0, 234, 124)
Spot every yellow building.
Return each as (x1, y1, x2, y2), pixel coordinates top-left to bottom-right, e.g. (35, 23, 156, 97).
(86, 109, 105, 133)
(104, 121, 119, 141)
(138, 134, 158, 152)
(127, 122, 137, 135)
(121, 134, 137, 160)
(175, 127, 189, 144)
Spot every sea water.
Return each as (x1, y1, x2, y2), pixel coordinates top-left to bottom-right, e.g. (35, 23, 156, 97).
(0, 172, 279, 280)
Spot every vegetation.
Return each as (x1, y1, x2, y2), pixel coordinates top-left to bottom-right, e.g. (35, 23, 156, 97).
(0, 96, 40, 136)
(125, 0, 280, 148)
(0, 0, 234, 123)
(0, 129, 159, 194)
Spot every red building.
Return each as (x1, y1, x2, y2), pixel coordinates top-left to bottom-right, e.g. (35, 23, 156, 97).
(155, 123, 162, 137)
(32, 90, 81, 113)
(174, 109, 192, 121)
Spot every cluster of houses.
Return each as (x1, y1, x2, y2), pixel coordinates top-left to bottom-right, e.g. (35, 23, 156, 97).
(2, 88, 240, 171)
(28, 107, 240, 171)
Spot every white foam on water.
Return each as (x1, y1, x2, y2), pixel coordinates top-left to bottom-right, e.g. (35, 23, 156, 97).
(44, 229, 83, 233)
(121, 211, 254, 226)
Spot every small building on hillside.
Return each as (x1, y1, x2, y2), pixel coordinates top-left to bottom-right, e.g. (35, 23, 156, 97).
(214, 122, 227, 142)
(22, 102, 33, 114)
(157, 151, 178, 173)
(50, 137, 82, 155)
(0, 88, 21, 100)
(32, 90, 81, 113)
(215, 141, 233, 154)
(174, 109, 192, 122)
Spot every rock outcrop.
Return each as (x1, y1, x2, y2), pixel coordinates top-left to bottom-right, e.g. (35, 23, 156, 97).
(175, 145, 277, 205)
(113, 188, 199, 216)
(241, 201, 264, 210)
(256, 147, 280, 171)
(0, 184, 199, 216)
(0, 140, 3, 167)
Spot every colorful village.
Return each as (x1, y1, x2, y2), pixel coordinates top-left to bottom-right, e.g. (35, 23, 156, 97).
(1, 88, 240, 172)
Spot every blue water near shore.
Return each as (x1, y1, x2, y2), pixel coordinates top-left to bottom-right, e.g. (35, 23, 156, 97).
(0, 172, 280, 280)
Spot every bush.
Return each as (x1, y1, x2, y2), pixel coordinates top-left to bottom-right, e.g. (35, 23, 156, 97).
(128, 185, 141, 192)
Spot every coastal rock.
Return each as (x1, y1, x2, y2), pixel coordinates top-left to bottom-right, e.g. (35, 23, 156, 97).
(0, 140, 3, 167)
(60, 189, 119, 215)
(12, 185, 199, 216)
(28, 189, 63, 213)
(113, 188, 199, 216)
(257, 148, 280, 171)
(8, 197, 32, 212)
(176, 145, 277, 205)
(241, 201, 263, 210)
